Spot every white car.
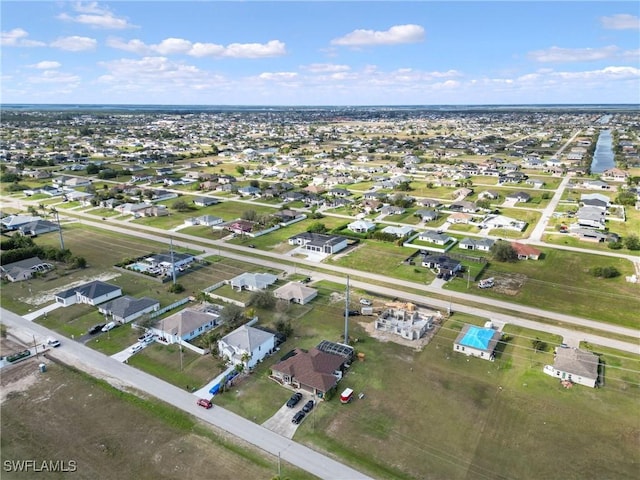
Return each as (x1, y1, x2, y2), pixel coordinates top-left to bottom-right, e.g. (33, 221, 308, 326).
(129, 343, 144, 354)
(359, 298, 372, 306)
(47, 337, 61, 348)
(101, 321, 117, 332)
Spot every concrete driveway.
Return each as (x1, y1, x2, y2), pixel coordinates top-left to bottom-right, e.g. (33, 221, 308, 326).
(262, 391, 315, 439)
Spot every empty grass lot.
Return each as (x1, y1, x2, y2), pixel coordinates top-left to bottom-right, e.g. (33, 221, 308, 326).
(330, 241, 434, 284)
(445, 248, 640, 327)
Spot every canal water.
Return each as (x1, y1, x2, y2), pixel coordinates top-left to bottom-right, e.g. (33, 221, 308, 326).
(591, 129, 615, 174)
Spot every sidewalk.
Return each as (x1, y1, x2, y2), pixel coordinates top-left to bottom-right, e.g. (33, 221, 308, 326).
(22, 302, 62, 321)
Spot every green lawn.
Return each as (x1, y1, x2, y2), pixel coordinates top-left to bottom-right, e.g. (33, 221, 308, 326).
(330, 241, 434, 284)
(445, 248, 640, 327)
(128, 342, 224, 390)
(214, 300, 640, 480)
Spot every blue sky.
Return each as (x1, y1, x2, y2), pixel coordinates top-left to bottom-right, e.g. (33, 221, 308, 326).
(1, 1, 639, 105)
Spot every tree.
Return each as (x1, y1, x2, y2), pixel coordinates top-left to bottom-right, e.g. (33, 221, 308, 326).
(531, 338, 547, 353)
(202, 330, 221, 356)
(615, 191, 636, 206)
(307, 222, 327, 234)
(86, 163, 100, 174)
(624, 234, 640, 251)
(136, 313, 157, 331)
(171, 199, 192, 212)
(168, 283, 185, 293)
(248, 290, 276, 309)
(235, 165, 245, 175)
(220, 304, 245, 328)
(275, 319, 293, 338)
(241, 210, 258, 222)
(490, 241, 518, 262)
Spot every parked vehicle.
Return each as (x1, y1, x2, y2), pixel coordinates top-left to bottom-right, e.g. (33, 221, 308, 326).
(340, 388, 354, 404)
(6, 349, 31, 363)
(88, 324, 105, 334)
(101, 321, 117, 332)
(359, 298, 372, 306)
(129, 343, 143, 354)
(138, 331, 154, 343)
(302, 400, 315, 413)
(47, 337, 61, 348)
(197, 398, 213, 409)
(292, 410, 306, 424)
(286, 392, 303, 408)
(478, 278, 495, 289)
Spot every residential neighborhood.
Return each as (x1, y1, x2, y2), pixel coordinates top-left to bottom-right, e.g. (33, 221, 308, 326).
(1, 105, 639, 480)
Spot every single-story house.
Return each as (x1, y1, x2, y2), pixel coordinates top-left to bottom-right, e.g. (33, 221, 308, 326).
(418, 231, 454, 246)
(449, 212, 473, 224)
(347, 219, 376, 234)
(506, 191, 531, 203)
(453, 324, 502, 361)
(0, 257, 52, 282)
(543, 347, 599, 388)
(98, 296, 160, 324)
(17, 219, 60, 236)
(450, 201, 478, 213)
(229, 272, 278, 292)
(193, 196, 219, 207)
(601, 168, 629, 182)
(380, 225, 414, 238)
(273, 282, 318, 305)
(271, 347, 347, 396)
(459, 237, 495, 251)
(414, 209, 439, 222)
(1, 215, 41, 231)
(55, 280, 122, 307)
(152, 307, 219, 344)
(218, 325, 275, 369)
(288, 232, 348, 255)
(480, 214, 527, 232)
(418, 198, 442, 209)
(421, 254, 462, 275)
(145, 252, 195, 271)
(511, 242, 541, 260)
(380, 205, 405, 216)
(576, 206, 606, 228)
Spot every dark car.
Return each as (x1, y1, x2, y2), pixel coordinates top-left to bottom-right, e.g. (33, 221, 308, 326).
(247, 244, 256, 248)
(302, 400, 315, 413)
(286, 392, 303, 408)
(292, 410, 306, 424)
(88, 323, 105, 335)
(347, 310, 360, 317)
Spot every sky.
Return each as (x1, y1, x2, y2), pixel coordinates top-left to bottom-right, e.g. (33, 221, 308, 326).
(1, 1, 639, 105)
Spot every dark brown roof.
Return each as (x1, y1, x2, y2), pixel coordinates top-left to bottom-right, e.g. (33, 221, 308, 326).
(272, 348, 344, 393)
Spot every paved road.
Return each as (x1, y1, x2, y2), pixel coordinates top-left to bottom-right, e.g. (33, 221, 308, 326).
(528, 175, 572, 242)
(1, 308, 373, 480)
(28, 212, 637, 352)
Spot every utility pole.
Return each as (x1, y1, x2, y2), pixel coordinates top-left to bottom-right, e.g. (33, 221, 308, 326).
(344, 275, 350, 344)
(467, 266, 471, 289)
(277, 451, 281, 478)
(170, 237, 176, 285)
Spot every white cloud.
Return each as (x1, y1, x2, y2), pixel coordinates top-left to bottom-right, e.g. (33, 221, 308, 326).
(1, 28, 46, 47)
(107, 37, 286, 58)
(223, 40, 286, 58)
(528, 45, 620, 63)
(258, 72, 299, 81)
(57, 2, 134, 29)
(50, 36, 97, 52)
(331, 24, 425, 46)
(600, 14, 640, 30)
(29, 61, 62, 69)
(302, 63, 351, 73)
(27, 70, 81, 85)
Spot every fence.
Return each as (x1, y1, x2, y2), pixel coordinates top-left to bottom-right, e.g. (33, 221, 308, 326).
(150, 297, 190, 319)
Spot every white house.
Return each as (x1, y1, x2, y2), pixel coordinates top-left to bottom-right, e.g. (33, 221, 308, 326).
(55, 281, 122, 307)
(380, 225, 414, 238)
(152, 308, 219, 345)
(543, 347, 599, 388)
(347, 219, 376, 234)
(218, 325, 275, 369)
(229, 272, 278, 292)
(453, 324, 502, 361)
